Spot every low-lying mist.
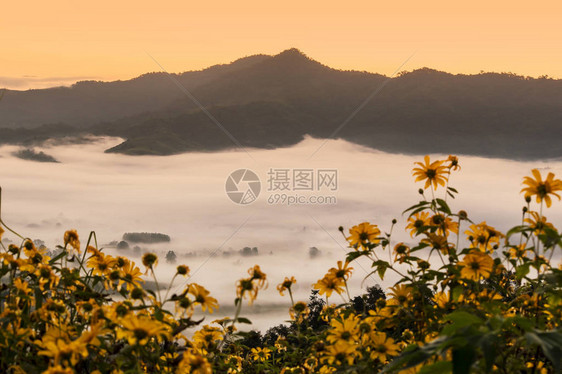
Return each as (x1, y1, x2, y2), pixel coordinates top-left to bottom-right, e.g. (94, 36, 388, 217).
(2, 136, 560, 331)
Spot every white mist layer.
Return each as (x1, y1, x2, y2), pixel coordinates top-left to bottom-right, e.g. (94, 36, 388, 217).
(1, 136, 561, 332)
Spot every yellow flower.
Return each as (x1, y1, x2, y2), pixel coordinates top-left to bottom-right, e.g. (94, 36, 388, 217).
(13, 278, 32, 295)
(277, 276, 296, 296)
(176, 265, 190, 276)
(192, 325, 223, 352)
(175, 295, 194, 317)
(141, 252, 158, 271)
(22, 240, 40, 259)
(433, 291, 450, 309)
(313, 274, 345, 298)
(401, 329, 415, 343)
(114, 256, 129, 268)
(508, 244, 532, 260)
(388, 284, 413, 307)
(476, 289, 502, 303)
(188, 284, 218, 313)
(275, 337, 288, 352)
(289, 301, 310, 322)
(327, 314, 360, 345)
(521, 169, 562, 208)
(42, 366, 75, 374)
(86, 245, 102, 257)
(0, 226, 4, 241)
(368, 332, 399, 363)
(225, 355, 243, 373)
(465, 221, 503, 252)
(321, 340, 358, 366)
(117, 314, 171, 345)
(236, 278, 257, 304)
(87, 253, 116, 277)
(35, 264, 59, 290)
(524, 211, 555, 235)
(303, 356, 318, 371)
(405, 212, 430, 237)
(459, 251, 494, 280)
(250, 347, 272, 362)
(280, 367, 305, 374)
(248, 265, 268, 288)
(412, 155, 448, 190)
(393, 243, 411, 263)
(177, 349, 212, 374)
(318, 365, 337, 374)
(526, 361, 548, 374)
(320, 304, 341, 322)
(423, 233, 452, 255)
(36, 327, 89, 366)
(120, 261, 144, 291)
(447, 155, 461, 171)
(63, 230, 80, 253)
(328, 261, 353, 281)
(429, 213, 459, 235)
(347, 222, 380, 250)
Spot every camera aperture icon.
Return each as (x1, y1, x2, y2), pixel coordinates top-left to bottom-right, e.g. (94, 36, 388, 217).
(225, 169, 261, 205)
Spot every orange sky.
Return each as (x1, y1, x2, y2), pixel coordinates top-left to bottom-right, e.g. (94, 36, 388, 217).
(2, 0, 561, 89)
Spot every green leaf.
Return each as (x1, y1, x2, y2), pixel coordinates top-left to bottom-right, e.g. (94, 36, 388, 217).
(236, 317, 252, 324)
(515, 263, 531, 280)
(446, 311, 482, 326)
(403, 201, 431, 216)
(537, 227, 562, 248)
(372, 260, 390, 280)
(441, 311, 482, 335)
(346, 250, 366, 262)
(436, 198, 452, 215)
(49, 250, 67, 265)
(408, 206, 432, 217)
(418, 361, 452, 374)
(505, 225, 531, 239)
(410, 242, 430, 253)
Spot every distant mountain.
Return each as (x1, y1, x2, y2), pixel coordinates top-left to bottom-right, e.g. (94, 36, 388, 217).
(13, 148, 59, 163)
(1, 48, 561, 159)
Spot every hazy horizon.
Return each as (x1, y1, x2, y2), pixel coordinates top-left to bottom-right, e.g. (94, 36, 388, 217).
(2, 48, 562, 91)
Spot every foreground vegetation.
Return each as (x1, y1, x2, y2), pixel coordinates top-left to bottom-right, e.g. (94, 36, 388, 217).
(1, 156, 561, 373)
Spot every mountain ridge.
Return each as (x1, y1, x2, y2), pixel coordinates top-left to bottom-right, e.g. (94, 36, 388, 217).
(1, 48, 561, 160)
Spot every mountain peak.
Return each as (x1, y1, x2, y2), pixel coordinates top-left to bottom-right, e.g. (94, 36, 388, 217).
(273, 48, 315, 63)
(276, 48, 308, 58)
(269, 48, 326, 71)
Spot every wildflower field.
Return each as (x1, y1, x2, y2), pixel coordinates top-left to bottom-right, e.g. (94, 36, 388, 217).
(1, 156, 561, 373)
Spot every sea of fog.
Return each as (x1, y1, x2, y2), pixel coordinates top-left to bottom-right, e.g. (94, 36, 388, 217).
(1, 136, 561, 331)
